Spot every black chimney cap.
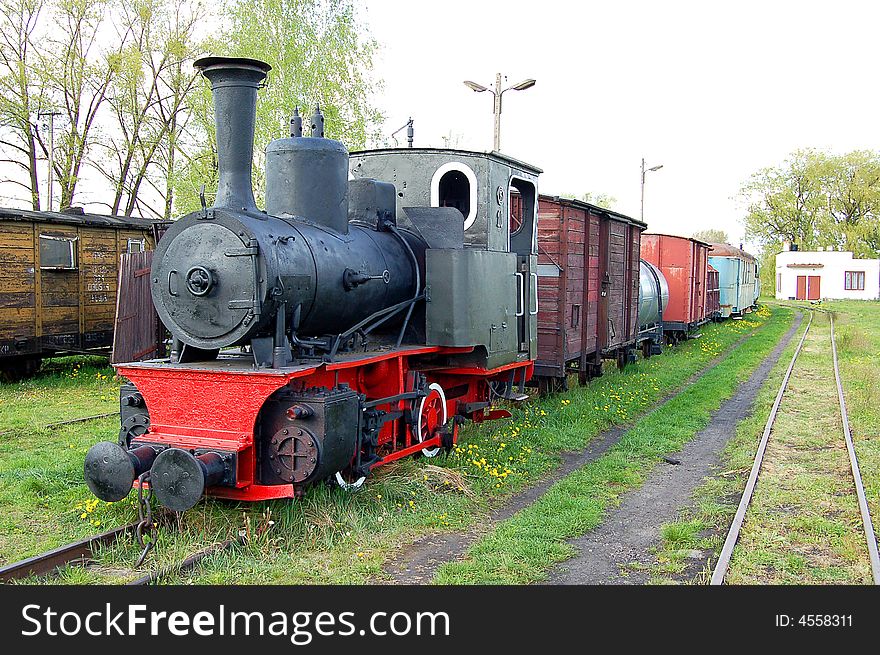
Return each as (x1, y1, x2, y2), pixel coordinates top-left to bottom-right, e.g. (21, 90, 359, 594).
(194, 56, 272, 75)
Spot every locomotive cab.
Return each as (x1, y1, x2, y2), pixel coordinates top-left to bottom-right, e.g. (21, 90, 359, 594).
(349, 148, 541, 370)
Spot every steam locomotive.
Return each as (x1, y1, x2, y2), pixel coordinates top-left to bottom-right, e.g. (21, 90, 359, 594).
(84, 57, 541, 511)
(83, 56, 756, 514)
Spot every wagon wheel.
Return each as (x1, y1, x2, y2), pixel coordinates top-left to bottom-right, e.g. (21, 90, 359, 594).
(412, 382, 447, 458)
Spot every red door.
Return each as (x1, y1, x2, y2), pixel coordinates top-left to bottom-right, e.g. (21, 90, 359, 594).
(808, 275, 821, 300)
(796, 275, 807, 300)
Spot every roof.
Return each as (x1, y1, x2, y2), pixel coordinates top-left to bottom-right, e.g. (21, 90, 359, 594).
(349, 147, 543, 174)
(708, 242, 756, 261)
(541, 194, 647, 229)
(0, 206, 166, 230)
(642, 232, 711, 247)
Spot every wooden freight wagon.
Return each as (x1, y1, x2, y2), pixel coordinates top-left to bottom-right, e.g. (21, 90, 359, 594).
(534, 196, 645, 393)
(640, 234, 711, 340)
(0, 207, 163, 380)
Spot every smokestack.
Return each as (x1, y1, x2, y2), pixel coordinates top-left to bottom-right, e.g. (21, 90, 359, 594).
(194, 56, 271, 212)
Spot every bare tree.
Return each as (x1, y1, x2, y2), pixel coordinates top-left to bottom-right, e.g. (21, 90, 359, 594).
(96, 0, 205, 217)
(0, 0, 47, 209)
(31, 0, 134, 209)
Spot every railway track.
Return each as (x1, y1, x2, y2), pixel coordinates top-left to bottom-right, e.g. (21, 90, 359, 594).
(711, 310, 880, 585)
(0, 522, 239, 585)
(0, 411, 119, 437)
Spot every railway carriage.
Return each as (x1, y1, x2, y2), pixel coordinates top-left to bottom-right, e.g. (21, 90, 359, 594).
(0, 207, 162, 380)
(637, 259, 668, 356)
(708, 243, 760, 317)
(640, 234, 712, 340)
(533, 196, 645, 393)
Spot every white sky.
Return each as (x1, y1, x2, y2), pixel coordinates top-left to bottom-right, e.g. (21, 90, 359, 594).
(362, 0, 880, 246)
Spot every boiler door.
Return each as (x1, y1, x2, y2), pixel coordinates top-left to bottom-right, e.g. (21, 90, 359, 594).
(153, 222, 258, 345)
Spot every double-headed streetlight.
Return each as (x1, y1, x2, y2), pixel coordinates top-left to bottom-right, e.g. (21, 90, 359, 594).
(38, 109, 61, 211)
(463, 73, 536, 152)
(640, 157, 663, 221)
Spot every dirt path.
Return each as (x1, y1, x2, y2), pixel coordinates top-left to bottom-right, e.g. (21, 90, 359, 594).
(543, 312, 803, 584)
(382, 327, 770, 584)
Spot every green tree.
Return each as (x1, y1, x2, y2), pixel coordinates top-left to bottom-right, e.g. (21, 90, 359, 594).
(561, 191, 617, 209)
(817, 150, 880, 257)
(692, 228, 729, 244)
(98, 0, 205, 218)
(172, 0, 383, 214)
(740, 149, 826, 251)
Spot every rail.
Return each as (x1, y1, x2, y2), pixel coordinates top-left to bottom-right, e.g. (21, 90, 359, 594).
(0, 522, 238, 585)
(711, 310, 880, 584)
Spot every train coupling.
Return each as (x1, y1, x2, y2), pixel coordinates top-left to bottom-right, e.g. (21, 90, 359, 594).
(84, 442, 158, 502)
(148, 449, 232, 512)
(84, 443, 236, 512)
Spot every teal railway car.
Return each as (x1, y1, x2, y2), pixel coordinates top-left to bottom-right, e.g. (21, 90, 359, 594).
(708, 243, 759, 317)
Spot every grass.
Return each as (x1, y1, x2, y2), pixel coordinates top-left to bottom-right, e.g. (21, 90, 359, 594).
(648, 301, 880, 585)
(831, 301, 880, 551)
(0, 356, 127, 563)
(0, 307, 781, 584)
(432, 305, 794, 584)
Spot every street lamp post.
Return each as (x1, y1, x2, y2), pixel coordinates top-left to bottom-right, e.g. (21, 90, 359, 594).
(640, 157, 663, 222)
(38, 110, 61, 211)
(463, 74, 536, 152)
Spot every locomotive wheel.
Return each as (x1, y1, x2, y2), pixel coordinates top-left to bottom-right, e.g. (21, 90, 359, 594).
(413, 382, 446, 458)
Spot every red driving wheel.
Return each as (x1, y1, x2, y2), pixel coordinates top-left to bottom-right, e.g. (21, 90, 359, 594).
(414, 382, 446, 457)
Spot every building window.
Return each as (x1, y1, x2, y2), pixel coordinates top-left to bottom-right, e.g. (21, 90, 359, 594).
(844, 271, 865, 291)
(39, 234, 77, 270)
(127, 238, 145, 253)
(776, 273, 781, 292)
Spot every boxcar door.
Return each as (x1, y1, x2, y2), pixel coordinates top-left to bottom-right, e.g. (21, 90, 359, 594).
(796, 275, 807, 300)
(597, 218, 611, 350)
(807, 275, 821, 300)
(692, 242, 705, 322)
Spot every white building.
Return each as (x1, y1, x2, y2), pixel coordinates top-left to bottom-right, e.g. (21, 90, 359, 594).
(775, 247, 880, 301)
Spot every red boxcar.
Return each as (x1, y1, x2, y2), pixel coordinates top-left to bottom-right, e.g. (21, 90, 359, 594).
(706, 264, 720, 319)
(534, 196, 645, 392)
(639, 234, 711, 338)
